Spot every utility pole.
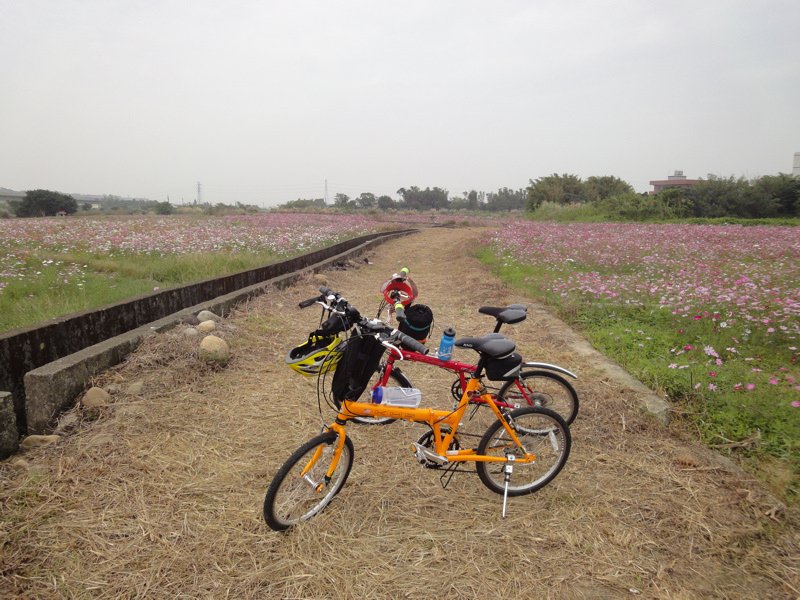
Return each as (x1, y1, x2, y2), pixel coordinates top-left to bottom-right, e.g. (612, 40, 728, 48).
(197, 182, 202, 205)
(324, 178, 328, 205)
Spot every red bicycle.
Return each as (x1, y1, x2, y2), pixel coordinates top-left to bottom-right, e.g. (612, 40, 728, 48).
(369, 269, 579, 426)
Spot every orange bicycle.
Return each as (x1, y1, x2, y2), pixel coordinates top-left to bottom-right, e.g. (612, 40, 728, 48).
(264, 297, 571, 531)
(287, 277, 579, 427)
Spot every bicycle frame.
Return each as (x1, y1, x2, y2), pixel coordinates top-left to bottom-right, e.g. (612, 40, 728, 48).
(311, 378, 535, 488)
(373, 346, 524, 409)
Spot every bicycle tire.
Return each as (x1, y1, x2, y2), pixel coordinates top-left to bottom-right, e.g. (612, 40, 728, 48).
(263, 432, 354, 531)
(476, 406, 570, 496)
(497, 370, 579, 425)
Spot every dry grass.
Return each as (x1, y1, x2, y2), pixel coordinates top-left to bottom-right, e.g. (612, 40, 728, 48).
(1, 228, 798, 599)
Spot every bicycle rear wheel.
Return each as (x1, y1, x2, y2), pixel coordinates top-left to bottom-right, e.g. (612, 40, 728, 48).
(263, 432, 354, 531)
(497, 370, 579, 425)
(476, 407, 570, 496)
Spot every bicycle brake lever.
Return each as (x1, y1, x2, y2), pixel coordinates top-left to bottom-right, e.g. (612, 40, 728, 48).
(380, 339, 403, 360)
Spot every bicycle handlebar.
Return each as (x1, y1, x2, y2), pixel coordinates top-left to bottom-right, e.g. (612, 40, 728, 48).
(298, 286, 341, 309)
(362, 319, 429, 355)
(298, 296, 320, 308)
(391, 329, 428, 355)
(298, 285, 428, 354)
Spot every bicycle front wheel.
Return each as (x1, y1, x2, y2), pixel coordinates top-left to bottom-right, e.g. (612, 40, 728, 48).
(497, 370, 579, 425)
(476, 407, 570, 496)
(263, 432, 354, 531)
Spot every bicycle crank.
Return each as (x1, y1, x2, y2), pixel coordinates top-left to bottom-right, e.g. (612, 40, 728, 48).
(413, 429, 460, 469)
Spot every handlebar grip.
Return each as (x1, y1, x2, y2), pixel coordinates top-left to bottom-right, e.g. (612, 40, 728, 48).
(318, 286, 335, 296)
(397, 331, 429, 355)
(298, 296, 320, 308)
(393, 302, 405, 321)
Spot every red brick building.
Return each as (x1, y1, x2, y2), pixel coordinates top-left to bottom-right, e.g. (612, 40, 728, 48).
(649, 170, 700, 194)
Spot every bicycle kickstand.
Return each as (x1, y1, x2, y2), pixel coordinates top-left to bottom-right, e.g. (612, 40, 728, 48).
(501, 454, 515, 518)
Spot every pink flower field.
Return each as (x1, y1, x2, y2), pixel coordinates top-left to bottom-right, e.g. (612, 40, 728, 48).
(491, 222, 800, 339)
(0, 213, 388, 293)
(489, 222, 800, 418)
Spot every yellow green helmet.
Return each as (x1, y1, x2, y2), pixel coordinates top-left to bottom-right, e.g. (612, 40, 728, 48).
(285, 335, 343, 377)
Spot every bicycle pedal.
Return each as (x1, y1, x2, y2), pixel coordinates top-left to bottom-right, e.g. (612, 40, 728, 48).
(412, 442, 447, 465)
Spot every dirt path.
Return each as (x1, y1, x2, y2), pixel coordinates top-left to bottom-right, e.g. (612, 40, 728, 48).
(1, 227, 798, 599)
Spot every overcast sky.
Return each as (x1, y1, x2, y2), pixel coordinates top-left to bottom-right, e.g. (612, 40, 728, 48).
(1, 1, 798, 206)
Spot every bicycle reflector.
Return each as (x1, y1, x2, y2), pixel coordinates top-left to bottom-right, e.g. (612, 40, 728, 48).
(285, 335, 344, 377)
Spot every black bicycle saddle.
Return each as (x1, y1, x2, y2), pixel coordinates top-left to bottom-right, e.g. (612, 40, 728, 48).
(478, 304, 527, 325)
(454, 334, 516, 358)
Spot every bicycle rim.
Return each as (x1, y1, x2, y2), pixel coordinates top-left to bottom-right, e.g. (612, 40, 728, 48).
(499, 370, 579, 425)
(263, 432, 354, 531)
(476, 407, 570, 496)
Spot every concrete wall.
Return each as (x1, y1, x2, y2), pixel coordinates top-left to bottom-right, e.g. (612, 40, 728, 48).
(0, 229, 415, 454)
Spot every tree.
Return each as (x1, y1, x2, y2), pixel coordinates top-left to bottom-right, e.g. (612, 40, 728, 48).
(154, 201, 175, 215)
(449, 196, 470, 210)
(13, 189, 78, 217)
(526, 174, 589, 210)
(355, 192, 376, 209)
(334, 193, 352, 208)
(686, 176, 779, 218)
(397, 186, 449, 210)
(753, 173, 800, 216)
(584, 176, 634, 202)
(655, 188, 693, 218)
(81, 202, 93, 212)
(281, 198, 325, 209)
(377, 195, 395, 210)
(485, 187, 526, 211)
(465, 190, 479, 210)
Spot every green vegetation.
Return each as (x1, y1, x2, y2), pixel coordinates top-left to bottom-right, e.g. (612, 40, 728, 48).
(10, 189, 78, 217)
(528, 202, 800, 226)
(281, 186, 527, 212)
(527, 172, 800, 221)
(525, 201, 608, 222)
(0, 250, 283, 332)
(476, 244, 800, 502)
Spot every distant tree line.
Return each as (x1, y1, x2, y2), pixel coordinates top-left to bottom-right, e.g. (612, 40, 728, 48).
(279, 171, 798, 219)
(280, 186, 528, 212)
(7, 191, 167, 217)
(11, 173, 797, 220)
(526, 173, 800, 219)
(6, 190, 263, 218)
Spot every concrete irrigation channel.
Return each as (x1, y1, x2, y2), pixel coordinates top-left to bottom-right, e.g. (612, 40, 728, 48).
(1, 227, 797, 599)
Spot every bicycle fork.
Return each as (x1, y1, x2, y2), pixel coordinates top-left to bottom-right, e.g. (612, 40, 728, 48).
(301, 422, 348, 493)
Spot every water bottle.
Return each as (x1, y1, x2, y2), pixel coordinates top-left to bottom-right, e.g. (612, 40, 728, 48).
(371, 386, 422, 407)
(436, 327, 456, 361)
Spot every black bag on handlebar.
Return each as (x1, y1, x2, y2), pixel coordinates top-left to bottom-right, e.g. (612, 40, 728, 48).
(316, 313, 350, 335)
(331, 334, 386, 402)
(398, 303, 433, 342)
